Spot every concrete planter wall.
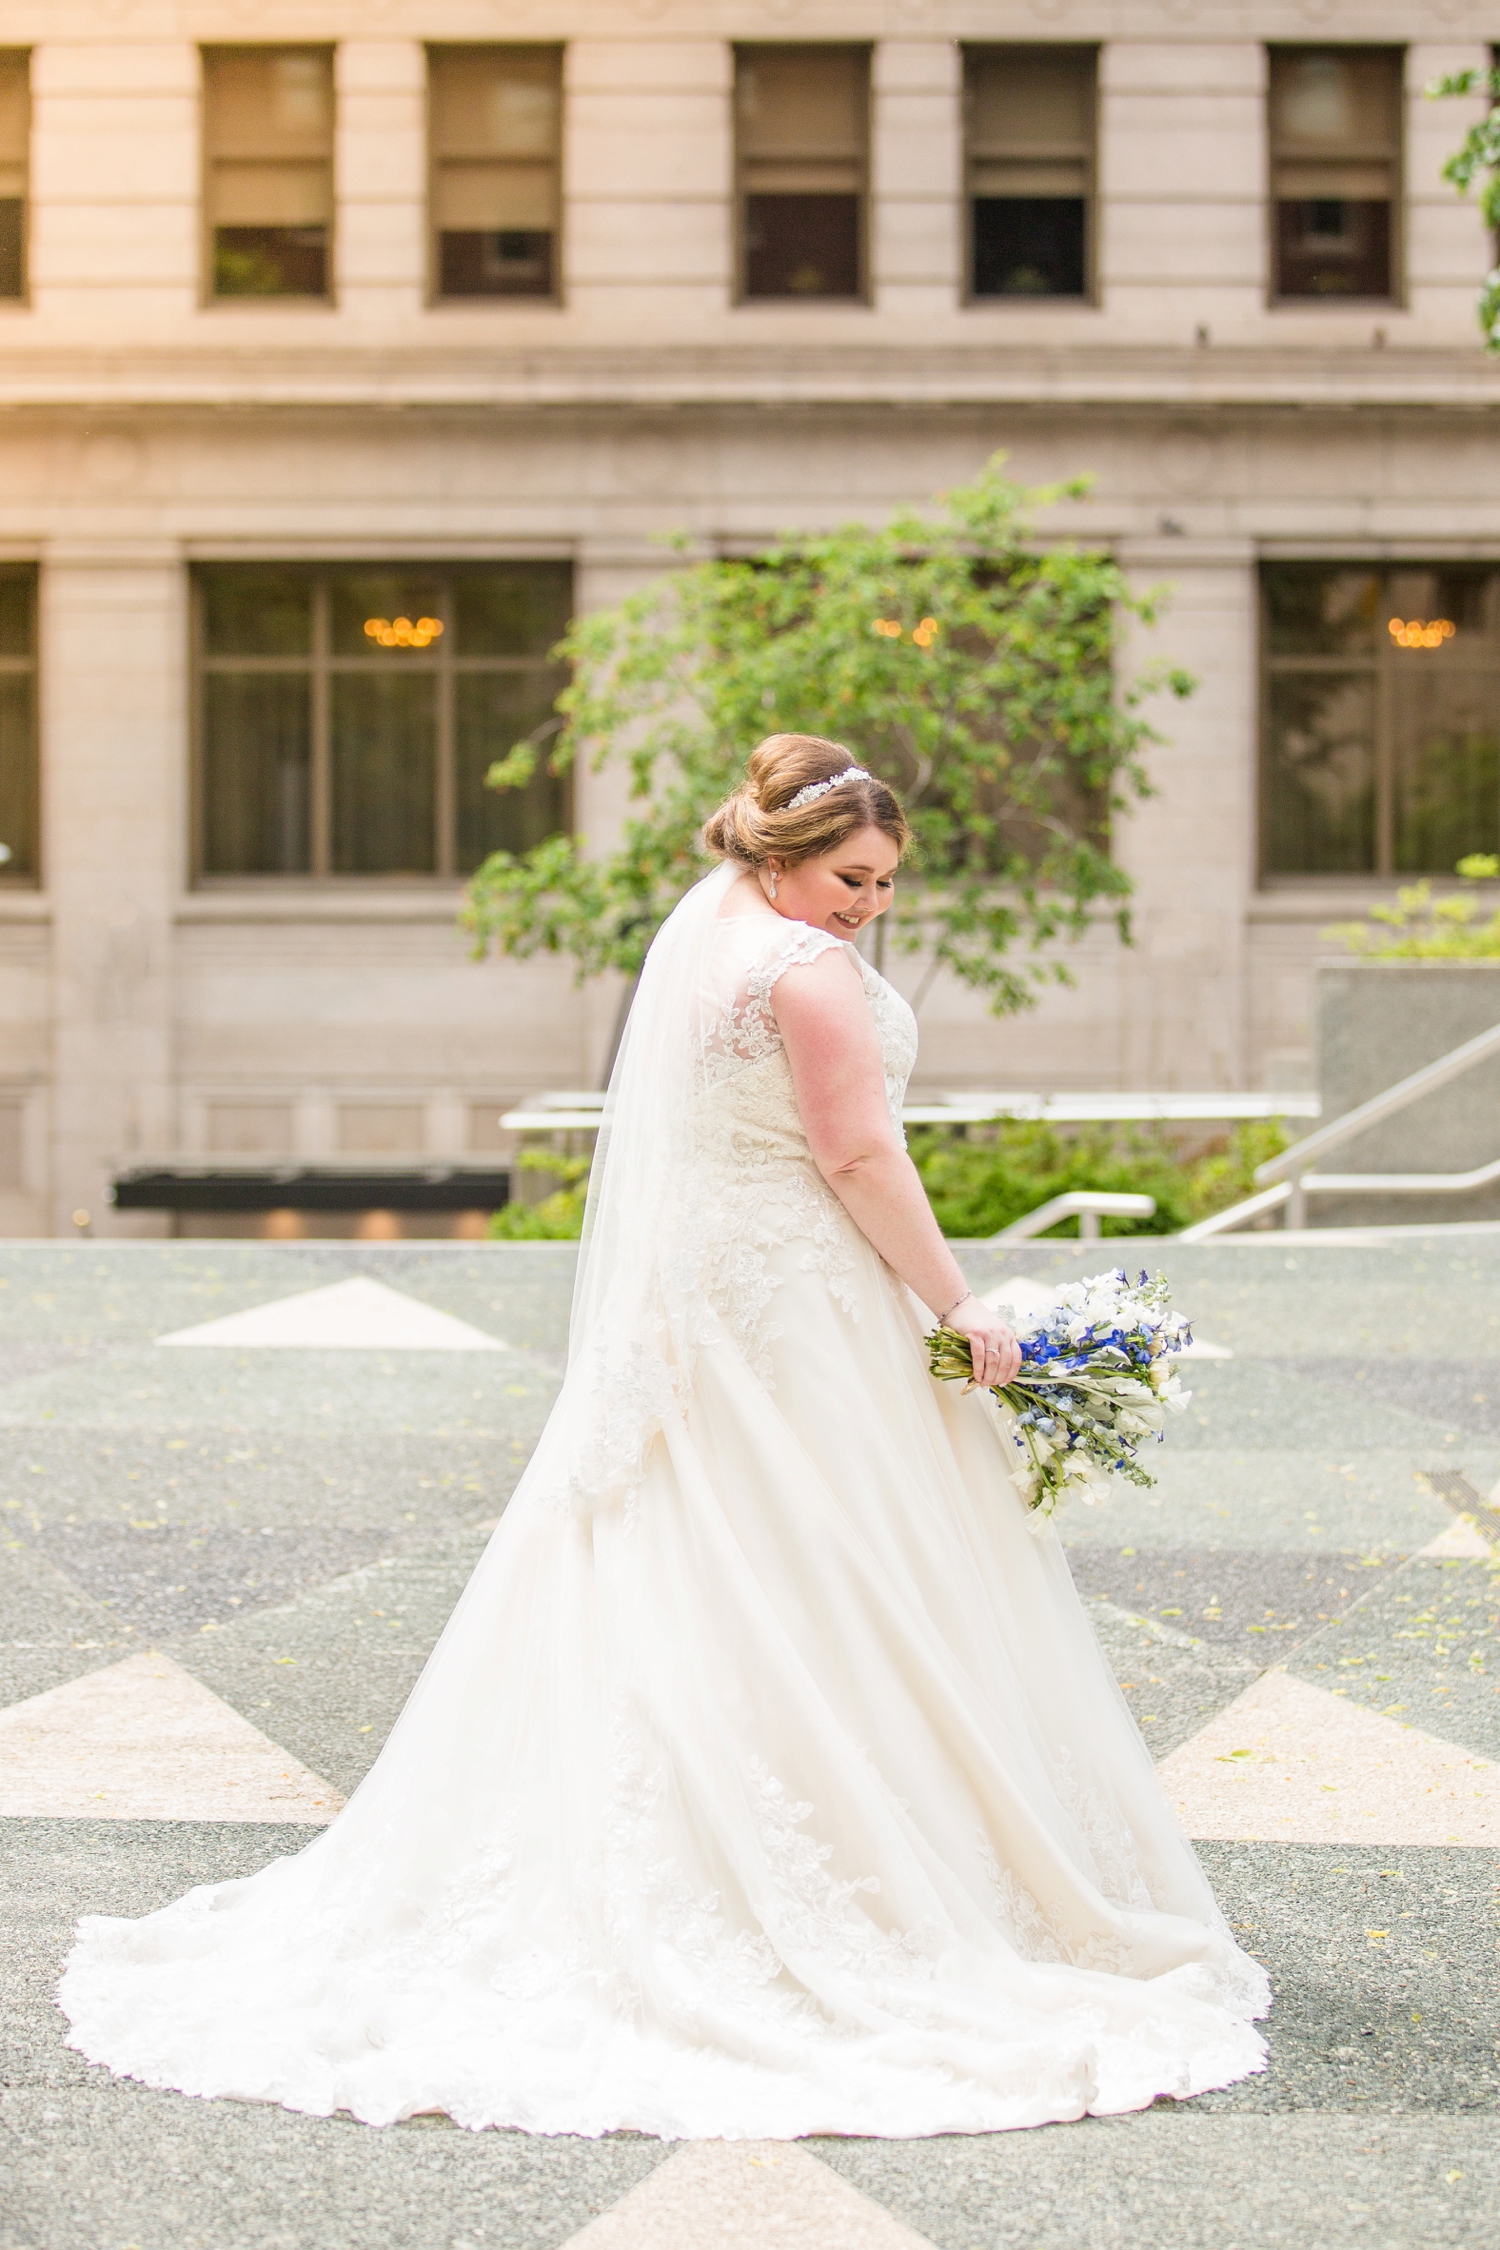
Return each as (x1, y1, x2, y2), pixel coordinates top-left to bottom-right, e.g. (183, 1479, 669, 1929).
(1314, 961, 1500, 1228)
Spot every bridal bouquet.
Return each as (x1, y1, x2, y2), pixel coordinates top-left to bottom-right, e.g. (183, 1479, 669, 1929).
(928, 1269, 1192, 1519)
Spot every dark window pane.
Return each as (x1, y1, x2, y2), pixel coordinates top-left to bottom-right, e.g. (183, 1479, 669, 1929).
(1263, 672, 1376, 874)
(972, 198, 1085, 298)
(455, 672, 568, 871)
(1392, 696, 1500, 872)
(330, 673, 436, 873)
(0, 199, 22, 298)
(0, 674, 36, 879)
(439, 229, 554, 297)
(744, 194, 859, 298)
(0, 568, 33, 658)
(202, 673, 312, 874)
(1263, 564, 1380, 658)
(213, 225, 328, 298)
(453, 564, 571, 657)
(202, 566, 312, 658)
(329, 571, 446, 659)
(1275, 200, 1390, 299)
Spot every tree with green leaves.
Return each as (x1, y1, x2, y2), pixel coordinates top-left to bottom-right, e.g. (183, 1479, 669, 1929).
(461, 455, 1191, 1030)
(1429, 65, 1500, 348)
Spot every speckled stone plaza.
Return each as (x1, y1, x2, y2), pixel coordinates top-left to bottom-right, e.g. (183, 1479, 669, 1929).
(1, 1236, 1497, 2250)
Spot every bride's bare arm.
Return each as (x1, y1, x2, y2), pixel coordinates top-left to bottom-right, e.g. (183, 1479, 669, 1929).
(772, 951, 1021, 1388)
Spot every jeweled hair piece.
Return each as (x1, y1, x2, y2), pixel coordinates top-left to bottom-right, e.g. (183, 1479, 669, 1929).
(784, 767, 874, 812)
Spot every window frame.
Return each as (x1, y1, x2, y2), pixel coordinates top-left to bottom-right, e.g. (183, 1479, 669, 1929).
(0, 562, 38, 888)
(425, 43, 565, 308)
(961, 43, 1098, 309)
(0, 48, 30, 306)
(733, 43, 872, 308)
(190, 561, 573, 887)
(1266, 44, 1406, 311)
(1257, 559, 1500, 883)
(200, 44, 337, 310)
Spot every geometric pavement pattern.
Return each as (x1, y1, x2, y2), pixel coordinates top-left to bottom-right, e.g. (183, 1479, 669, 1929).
(1, 1236, 1497, 2249)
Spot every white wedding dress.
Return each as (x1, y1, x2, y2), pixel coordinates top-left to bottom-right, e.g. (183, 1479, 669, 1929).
(61, 866, 1268, 2137)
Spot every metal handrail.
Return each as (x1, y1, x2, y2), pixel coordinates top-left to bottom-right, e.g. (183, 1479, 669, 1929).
(1254, 1018, 1500, 1186)
(986, 1191, 1156, 1244)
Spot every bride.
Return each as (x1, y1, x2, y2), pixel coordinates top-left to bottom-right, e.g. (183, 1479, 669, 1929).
(61, 735, 1267, 2137)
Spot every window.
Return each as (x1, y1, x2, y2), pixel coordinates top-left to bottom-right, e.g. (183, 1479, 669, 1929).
(736, 46, 868, 301)
(195, 564, 572, 880)
(1262, 563, 1500, 876)
(1269, 48, 1402, 302)
(429, 47, 562, 300)
(965, 46, 1095, 301)
(203, 47, 334, 300)
(0, 51, 27, 300)
(0, 567, 36, 883)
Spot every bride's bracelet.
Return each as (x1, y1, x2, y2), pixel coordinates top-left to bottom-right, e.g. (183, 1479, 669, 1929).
(935, 1289, 974, 1326)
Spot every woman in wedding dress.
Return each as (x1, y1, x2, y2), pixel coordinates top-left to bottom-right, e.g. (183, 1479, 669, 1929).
(61, 734, 1268, 2137)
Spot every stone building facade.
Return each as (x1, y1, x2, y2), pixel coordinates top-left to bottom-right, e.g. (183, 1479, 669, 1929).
(0, 2, 1496, 1237)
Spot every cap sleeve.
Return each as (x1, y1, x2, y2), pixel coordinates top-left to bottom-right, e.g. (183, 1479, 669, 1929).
(744, 922, 852, 1006)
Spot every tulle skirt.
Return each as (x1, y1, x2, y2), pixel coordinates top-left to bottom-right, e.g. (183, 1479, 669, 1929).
(60, 1221, 1267, 2137)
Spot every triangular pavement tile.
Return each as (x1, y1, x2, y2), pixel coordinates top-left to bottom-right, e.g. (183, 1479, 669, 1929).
(0, 1651, 342, 1821)
(157, 1275, 505, 1352)
(1419, 1515, 1494, 1559)
(559, 2140, 937, 2250)
(1157, 1667, 1497, 1845)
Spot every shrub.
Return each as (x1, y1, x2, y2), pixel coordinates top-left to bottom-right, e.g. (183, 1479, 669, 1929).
(1323, 855, 1500, 960)
(908, 1116, 1290, 1239)
(484, 1119, 1290, 1243)
(486, 1150, 590, 1240)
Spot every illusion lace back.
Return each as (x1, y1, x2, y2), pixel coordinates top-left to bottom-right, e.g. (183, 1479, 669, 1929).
(60, 893, 1268, 2139)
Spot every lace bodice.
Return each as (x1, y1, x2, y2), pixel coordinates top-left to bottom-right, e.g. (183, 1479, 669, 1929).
(659, 916, 919, 1387)
(692, 916, 918, 1166)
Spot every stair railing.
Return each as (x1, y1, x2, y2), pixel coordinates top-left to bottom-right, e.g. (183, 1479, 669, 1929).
(1180, 1017, 1500, 1239)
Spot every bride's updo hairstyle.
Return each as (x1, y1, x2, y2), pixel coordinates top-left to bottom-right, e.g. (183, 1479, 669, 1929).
(703, 734, 910, 869)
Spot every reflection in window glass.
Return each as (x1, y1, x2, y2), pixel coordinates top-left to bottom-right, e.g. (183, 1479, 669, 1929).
(455, 672, 567, 867)
(202, 674, 311, 874)
(0, 565, 36, 882)
(1268, 49, 1401, 302)
(736, 46, 868, 301)
(202, 566, 312, 657)
(429, 46, 561, 300)
(1262, 563, 1500, 875)
(965, 47, 1095, 301)
(203, 47, 334, 300)
(331, 673, 437, 875)
(1263, 672, 1377, 874)
(328, 572, 446, 659)
(0, 51, 29, 300)
(197, 563, 571, 879)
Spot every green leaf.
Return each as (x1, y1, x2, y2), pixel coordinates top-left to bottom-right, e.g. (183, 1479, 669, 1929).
(461, 455, 1193, 1012)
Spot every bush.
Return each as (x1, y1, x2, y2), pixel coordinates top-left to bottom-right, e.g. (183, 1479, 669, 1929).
(483, 1119, 1291, 1243)
(486, 1150, 590, 1240)
(908, 1117, 1290, 1239)
(1323, 855, 1500, 960)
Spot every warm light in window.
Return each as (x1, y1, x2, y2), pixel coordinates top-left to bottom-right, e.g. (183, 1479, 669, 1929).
(1387, 616, 1455, 650)
(363, 615, 443, 648)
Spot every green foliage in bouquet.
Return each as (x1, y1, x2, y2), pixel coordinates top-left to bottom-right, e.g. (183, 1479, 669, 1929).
(1323, 856, 1500, 960)
(909, 1117, 1290, 1239)
(461, 455, 1194, 1017)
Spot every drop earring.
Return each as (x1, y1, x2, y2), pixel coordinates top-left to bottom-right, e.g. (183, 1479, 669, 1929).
(767, 867, 779, 901)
